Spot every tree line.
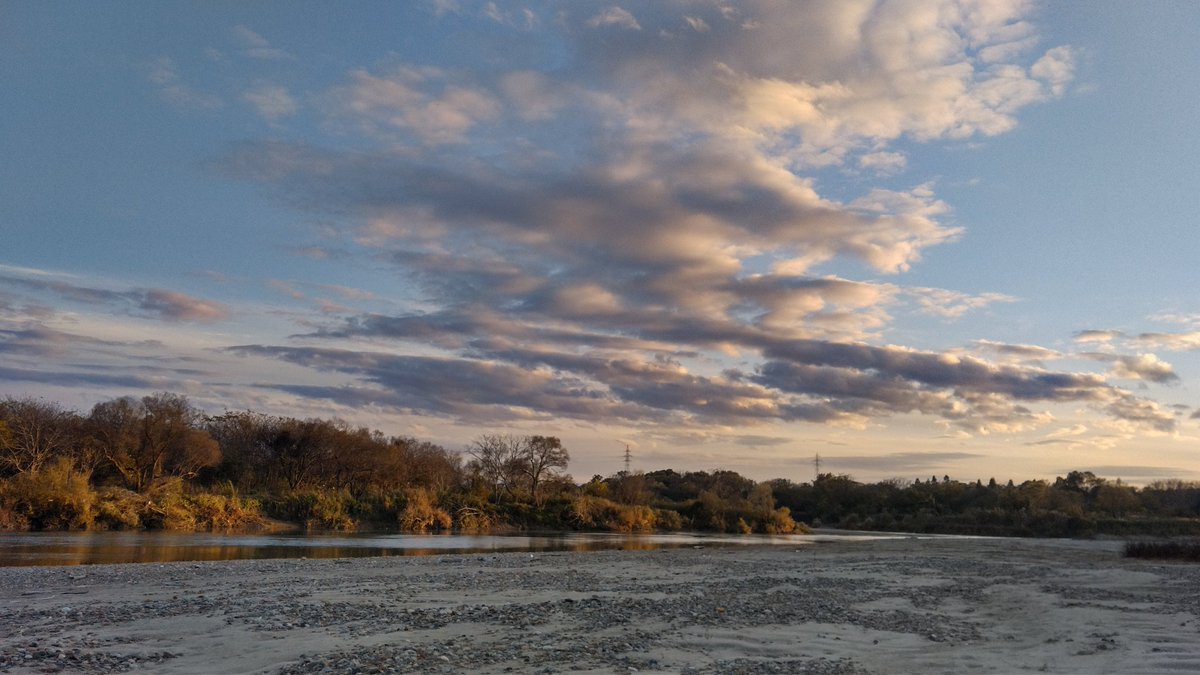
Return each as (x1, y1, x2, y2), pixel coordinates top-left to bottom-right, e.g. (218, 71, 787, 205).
(3, 393, 1199, 537)
(769, 471, 1200, 537)
(0, 394, 800, 534)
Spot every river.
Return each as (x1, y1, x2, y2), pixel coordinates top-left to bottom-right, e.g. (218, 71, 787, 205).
(0, 530, 903, 566)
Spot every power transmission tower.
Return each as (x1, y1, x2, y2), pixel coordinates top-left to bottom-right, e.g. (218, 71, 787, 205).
(623, 444, 632, 475)
(813, 453, 822, 479)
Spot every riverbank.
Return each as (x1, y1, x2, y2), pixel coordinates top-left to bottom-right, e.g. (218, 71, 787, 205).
(2, 536, 1199, 673)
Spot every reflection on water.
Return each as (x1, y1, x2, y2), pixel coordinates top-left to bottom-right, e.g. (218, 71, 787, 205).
(0, 531, 840, 567)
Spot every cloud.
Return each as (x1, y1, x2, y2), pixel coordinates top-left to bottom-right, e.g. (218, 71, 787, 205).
(559, 1, 1075, 167)
(228, 345, 652, 424)
(587, 7, 642, 30)
(1075, 326, 1200, 352)
(242, 85, 298, 120)
(332, 67, 501, 144)
(200, 2, 1168, 439)
(820, 451, 984, 475)
(971, 340, 1060, 365)
(137, 290, 230, 322)
(1073, 329, 1124, 344)
(1103, 394, 1177, 433)
(858, 151, 907, 175)
(0, 365, 165, 390)
(429, 0, 461, 17)
(1031, 45, 1077, 96)
(0, 318, 218, 396)
(1134, 331, 1200, 351)
(0, 271, 229, 323)
(1081, 352, 1179, 384)
(0, 325, 156, 359)
(481, 2, 538, 29)
(232, 25, 293, 60)
(906, 287, 1017, 318)
(147, 57, 222, 110)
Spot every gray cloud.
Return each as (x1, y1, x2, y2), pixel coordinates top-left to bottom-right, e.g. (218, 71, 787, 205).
(137, 290, 230, 322)
(759, 340, 1111, 403)
(1104, 395, 1177, 433)
(229, 344, 654, 424)
(1080, 352, 1179, 384)
(0, 274, 229, 323)
(0, 365, 165, 390)
(1073, 329, 1125, 344)
(971, 340, 1061, 365)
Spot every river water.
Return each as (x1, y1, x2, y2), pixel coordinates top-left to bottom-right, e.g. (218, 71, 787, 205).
(0, 531, 901, 567)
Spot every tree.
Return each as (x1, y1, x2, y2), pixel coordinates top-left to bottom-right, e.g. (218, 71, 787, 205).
(465, 434, 570, 505)
(466, 434, 526, 500)
(524, 435, 569, 506)
(89, 393, 220, 491)
(0, 397, 79, 476)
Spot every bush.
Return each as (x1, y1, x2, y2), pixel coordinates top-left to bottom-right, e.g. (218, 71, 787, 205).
(188, 490, 265, 531)
(0, 458, 95, 530)
(455, 505, 499, 532)
(94, 486, 145, 530)
(141, 477, 196, 530)
(761, 506, 807, 534)
(568, 495, 664, 532)
(0, 503, 29, 530)
(266, 488, 357, 531)
(653, 508, 684, 531)
(398, 487, 453, 532)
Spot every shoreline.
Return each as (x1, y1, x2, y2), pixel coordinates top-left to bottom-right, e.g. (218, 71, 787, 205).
(2, 537, 1199, 673)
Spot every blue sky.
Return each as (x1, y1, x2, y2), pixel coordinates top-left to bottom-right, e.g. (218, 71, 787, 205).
(3, 1, 1199, 483)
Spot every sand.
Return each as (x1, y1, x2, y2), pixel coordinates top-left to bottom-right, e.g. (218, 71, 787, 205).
(2, 536, 1199, 674)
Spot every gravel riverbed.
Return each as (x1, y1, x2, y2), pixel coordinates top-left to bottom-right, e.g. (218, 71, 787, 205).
(2, 537, 1199, 673)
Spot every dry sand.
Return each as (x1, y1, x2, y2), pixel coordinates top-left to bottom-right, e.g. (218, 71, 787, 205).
(2, 536, 1199, 674)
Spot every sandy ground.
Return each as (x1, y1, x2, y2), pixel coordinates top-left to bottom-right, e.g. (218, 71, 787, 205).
(2, 536, 1199, 674)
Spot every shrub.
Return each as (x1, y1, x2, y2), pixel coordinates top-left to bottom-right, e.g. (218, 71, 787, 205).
(455, 505, 498, 532)
(568, 495, 664, 532)
(0, 503, 29, 530)
(653, 508, 684, 531)
(188, 491, 265, 530)
(762, 506, 808, 534)
(141, 477, 196, 530)
(398, 487, 453, 532)
(267, 488, 356, 531)
(615, 504, 657, 532)
(1, 458, 95, 530)
(94, 486, 145, 530)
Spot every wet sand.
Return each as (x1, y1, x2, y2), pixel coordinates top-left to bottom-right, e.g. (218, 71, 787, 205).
(2, 536, 1198, 673)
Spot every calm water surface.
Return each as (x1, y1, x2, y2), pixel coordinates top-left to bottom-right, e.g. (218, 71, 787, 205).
(0, 531, 900, 567)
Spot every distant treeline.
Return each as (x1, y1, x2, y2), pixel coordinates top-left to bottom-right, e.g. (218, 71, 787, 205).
(2, 393, 1199, 537)
(771, 471, 1200, 538)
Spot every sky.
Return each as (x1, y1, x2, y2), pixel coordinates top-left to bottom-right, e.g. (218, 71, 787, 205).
(2, 1, 1199, 485)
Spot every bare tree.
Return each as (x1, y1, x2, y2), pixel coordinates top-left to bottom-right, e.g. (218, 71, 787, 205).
(524, 435, 569, 506)
(466, 434, 526, 500)
(0, 397, 78, 475)
(88, 393, 220, 491)
(466, 434, 569, 505)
